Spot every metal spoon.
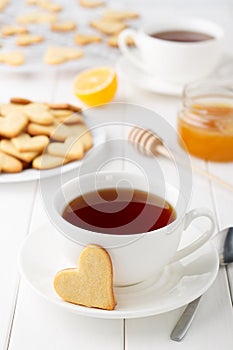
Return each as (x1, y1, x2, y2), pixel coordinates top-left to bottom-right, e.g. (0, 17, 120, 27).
(170, 226, 233, 342)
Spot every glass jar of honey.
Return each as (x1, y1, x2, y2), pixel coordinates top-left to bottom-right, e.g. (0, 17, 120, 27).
(178, 81, 233, 162)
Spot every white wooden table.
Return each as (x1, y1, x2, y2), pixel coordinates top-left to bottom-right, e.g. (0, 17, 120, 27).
(1, 1, 233, 349)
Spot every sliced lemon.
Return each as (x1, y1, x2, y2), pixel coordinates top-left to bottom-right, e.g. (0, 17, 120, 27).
(73, 66, 117, 106)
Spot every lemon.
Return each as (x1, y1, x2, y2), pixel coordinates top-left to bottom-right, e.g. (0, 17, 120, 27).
(73, 67, 117, 106)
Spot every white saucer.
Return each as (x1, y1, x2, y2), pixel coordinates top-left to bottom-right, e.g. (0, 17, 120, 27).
(117, 54, 233, 97)
(117, 56, 183, 96)
(18, 223, 219, 319)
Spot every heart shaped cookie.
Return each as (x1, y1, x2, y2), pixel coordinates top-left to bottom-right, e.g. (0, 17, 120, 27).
(32, 153, 68, 170)
(0, 103, 26, 115)
(54, 245, 117, 310)
(47, 136, 84, 161)
(0, 150, 23, 173)
(0, 112, 28, 138)
(12, 133, 49, 152)
(52, 111, 84, 125)
(0, 139, 39, 162)
(24, 103, 54, 125)
(43, 46, 84, 65)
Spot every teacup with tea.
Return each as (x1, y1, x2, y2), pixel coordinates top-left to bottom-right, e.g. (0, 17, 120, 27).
(119, 18, 224, 84)
(51, 171, 215, 287)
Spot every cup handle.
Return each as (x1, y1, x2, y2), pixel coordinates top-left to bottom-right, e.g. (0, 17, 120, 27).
(118, 29, 145, 71)
(171, 208, 215, 263)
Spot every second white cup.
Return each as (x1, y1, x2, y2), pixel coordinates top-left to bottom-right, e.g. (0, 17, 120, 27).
(119, 18, 224, 84)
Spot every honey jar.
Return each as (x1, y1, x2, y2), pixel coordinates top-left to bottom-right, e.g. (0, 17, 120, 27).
(178, 81, 233, 161)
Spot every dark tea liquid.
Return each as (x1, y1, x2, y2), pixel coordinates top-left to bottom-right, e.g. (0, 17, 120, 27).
(62, 188, 176, 235)
(150, 30, 214, 43)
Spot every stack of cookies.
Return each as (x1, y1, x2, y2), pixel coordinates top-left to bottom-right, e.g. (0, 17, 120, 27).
(0, 98, 92, 173)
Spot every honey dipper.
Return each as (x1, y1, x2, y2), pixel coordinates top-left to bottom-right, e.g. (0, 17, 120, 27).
(128, 127, 233, 193)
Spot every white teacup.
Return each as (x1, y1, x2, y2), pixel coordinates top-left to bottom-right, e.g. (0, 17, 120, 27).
(51, 172, 215, 286)
(119, 18, 224, 84)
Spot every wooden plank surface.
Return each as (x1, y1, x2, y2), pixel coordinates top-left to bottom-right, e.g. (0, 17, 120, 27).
(0, 182, 37, 350)
(1, 1, 233, 349)
(9, 281, 123, 350)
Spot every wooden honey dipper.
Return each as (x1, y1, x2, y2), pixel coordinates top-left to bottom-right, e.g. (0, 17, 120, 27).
(128, 126, 233, 193)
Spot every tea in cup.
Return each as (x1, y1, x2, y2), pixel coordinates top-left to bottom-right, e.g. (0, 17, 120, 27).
(119, 18, 224, 84)
(51, 171, 215, 286)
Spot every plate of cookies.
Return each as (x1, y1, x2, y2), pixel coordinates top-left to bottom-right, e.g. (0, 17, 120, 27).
(0, 97, 105, 183)
(0, 0, 140, 72)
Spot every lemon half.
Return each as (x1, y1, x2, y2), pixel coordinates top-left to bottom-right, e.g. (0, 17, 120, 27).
(74, 66, 117, 106)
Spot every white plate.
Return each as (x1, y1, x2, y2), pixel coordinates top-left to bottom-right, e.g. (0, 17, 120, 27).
(18, 223, 219, 319)
(117, 54, 233, 96)
(0, 127, 105, 183)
